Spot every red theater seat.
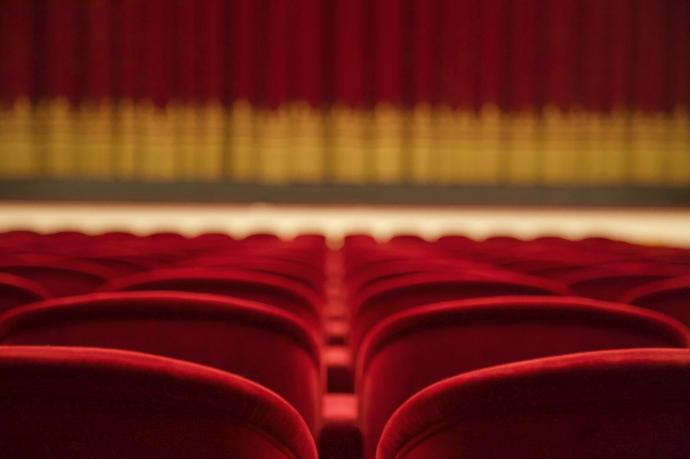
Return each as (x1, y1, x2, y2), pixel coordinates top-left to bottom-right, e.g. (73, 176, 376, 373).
(623, 275, 690, 328)
(0, 346, 317, 459)
(529, 262, 595, 280)
(499, 258, 588, 275)
(346, 259, 492, 298)
(142, 232, 188, 243)
(388, 235, 427, 245)
(190, 232, 236, 246)
(0, 260, 113, 297)
(565, 267, 681, 301)
(293, 234, 328, 246)
(351, 273, 570, 351)
(0, 291, 322, 431)
(260, 249, 325, 272)
(344, 249, 432, 274)
(0, 229, 40, 241)
(433, 235, 476, 255)
(377, 349, 690, 459)
(102, 268, 321, 327)
(595, 260, 689, 276)
(186, 256, 325, 295)
(242, 233, 283, 243)
(530, 235, 570, 244)
(0, 273, 48, 312)
(358, 296, 690, 459)
(208, 245, 326, 277)
(71, 256, 152, 276)
(93, 231, 137, 241)
(344, 234, 377, 245)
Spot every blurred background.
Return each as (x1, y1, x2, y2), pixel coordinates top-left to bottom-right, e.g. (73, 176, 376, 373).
(0, 0, 688, 238)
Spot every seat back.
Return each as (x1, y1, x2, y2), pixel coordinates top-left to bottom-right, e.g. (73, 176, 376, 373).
(0, 291, 322, 431)
(352, 273, 569, 351)
(347, 259, 489, 298)
(358, 296, 690, 459)
(72, 256, 151, 276)
(103, 268, 321, 326)
(565, 267, 674, 301)
(0, 261, 111, 297)
(0, 346, 317, 459)
(623, 276, 690, 328)
(187, 257, 324, 295)
(0, 273, 48, 313)
(377, 349, 690, 459)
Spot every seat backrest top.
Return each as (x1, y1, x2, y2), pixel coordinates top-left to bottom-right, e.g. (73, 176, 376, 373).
(358, 295, 690, 378)
(377, 349, 690, 459)
(102, 267, 321, 323)
(355, 272, 570, 314)
(0, 346, 317, 459)
(0, 291, 321, 367)
(623, 275, 690, 305)
(0, 273, 49, 311)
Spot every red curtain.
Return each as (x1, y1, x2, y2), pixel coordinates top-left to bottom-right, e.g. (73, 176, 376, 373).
(1, 0, 687, 113)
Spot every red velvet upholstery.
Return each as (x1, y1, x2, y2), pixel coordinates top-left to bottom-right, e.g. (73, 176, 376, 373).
(235, 244, 326, 272)
(351, 273, 570, 351)
(71, 256, 152, 276)
(293, 234, 328, 246)
(344, 249, 430, 274)
(358, 296, 690, 459)
(565, 267, 676, 301)
(595, 260, 690, 277)
(377, 349, 690, 459)
(347, 259, 493, 298)
(243, 233, 283, 243)
(343, 234, 377, 246)
(0, 260, 112, 297)
(388, 235, 427, 245)
(623, 275, 690, 328)
(0, 291, 322, 431)
(0, 273, 48, 313)
(102, 268, 321, 327)
(185, 256, 325, 295)
(3, 229, 689, 459)
(530, 263, 594, 280)
(500, 258, 588, 275)
(189, 232, 236, 246)
(0, 346, 317, 459)
(264, 251, 325, 273)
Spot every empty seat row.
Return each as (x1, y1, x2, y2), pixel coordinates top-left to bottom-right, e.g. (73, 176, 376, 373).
(355, 296, 690, 458)
(0, 232, 328, 328)
(0, 346, 318, 459)
(1, 231, 332, 457)
(1, 230, 689, 458)
(2, 345, 689, 458)
(337, 235, 690, 458)
(377, 349, 690, 459)
(0, 291, 322, 431)
(342, 235, 690, 332)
